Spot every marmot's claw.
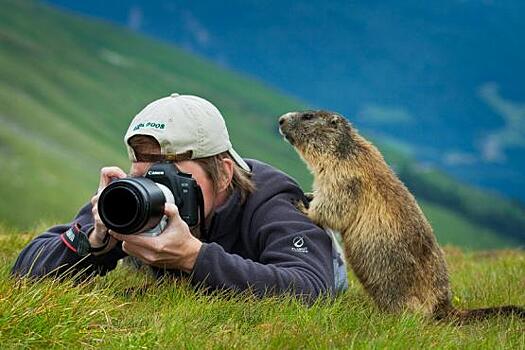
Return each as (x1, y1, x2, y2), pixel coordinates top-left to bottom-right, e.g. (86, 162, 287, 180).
(293, 198, 309, 215)
(304, 192, 314, 202)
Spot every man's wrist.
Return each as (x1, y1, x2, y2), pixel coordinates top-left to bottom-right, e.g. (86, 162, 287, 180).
(88, 228, 106, 247)
(87, 227, 112, 255)
(179, 237, 203, 273)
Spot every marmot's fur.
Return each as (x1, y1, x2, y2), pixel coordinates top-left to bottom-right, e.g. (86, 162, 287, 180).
(279, 110, 524, 321)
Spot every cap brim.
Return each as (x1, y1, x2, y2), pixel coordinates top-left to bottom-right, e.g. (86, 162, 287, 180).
(228, 148, 251, 173)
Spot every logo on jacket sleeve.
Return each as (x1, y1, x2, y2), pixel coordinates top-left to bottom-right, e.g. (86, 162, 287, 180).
(292, 235, 308, 253)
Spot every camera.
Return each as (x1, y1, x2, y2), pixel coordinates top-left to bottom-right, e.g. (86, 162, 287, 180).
(98, 162, 203, 235)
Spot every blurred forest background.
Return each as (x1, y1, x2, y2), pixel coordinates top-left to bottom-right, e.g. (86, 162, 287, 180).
(1, 0, 524, 250)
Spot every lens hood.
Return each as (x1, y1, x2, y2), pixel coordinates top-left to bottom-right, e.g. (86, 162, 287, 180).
(98, 177, 166, 234)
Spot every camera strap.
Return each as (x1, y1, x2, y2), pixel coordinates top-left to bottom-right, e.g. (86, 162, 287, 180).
(61, 223, 110, 257)
(197, 188, 208, 241)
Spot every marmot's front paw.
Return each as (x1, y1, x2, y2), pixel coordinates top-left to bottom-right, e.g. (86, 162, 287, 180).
(293, 198, 309, 215)
(304, 192, 314, 202)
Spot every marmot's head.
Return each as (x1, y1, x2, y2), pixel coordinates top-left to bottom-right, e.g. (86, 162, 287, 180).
(279, 110, 363, 171)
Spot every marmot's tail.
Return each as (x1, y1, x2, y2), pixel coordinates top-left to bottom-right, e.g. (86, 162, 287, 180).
(459, 305, 525, 320)
(437, 305, 525, 323)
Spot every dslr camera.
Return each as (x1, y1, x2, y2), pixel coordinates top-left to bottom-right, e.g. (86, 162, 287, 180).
(98, 162, 204, 235)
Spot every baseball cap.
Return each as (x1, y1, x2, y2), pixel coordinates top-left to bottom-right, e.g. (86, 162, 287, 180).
(124, 93, 250, 172)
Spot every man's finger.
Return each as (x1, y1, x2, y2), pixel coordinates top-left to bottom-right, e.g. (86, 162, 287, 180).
(98, 166, 127, 191)
(122, 242, 157, 264)
(164, 203, 188, 231)
(108, 230, 125, 241)
(122, 242, 144, 260)
(110, 229, 171, 256)
(91, 193, 100, 206)
(109, 230, 155, 248)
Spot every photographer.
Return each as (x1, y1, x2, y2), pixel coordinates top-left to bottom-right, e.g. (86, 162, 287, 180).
(12, 93, 347, 300)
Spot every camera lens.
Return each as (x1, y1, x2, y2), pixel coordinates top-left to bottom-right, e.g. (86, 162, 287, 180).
(98, 177, 167, 234)
(100, 186, 140, 226)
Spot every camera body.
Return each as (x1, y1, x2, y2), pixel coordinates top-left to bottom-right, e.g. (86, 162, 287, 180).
(98, 162, 203, 235)
(145, 162, 201, 226)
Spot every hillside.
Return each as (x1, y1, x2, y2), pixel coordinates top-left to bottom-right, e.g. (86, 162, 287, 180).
(45, 0, 525, 203)
(0, 0, 523, 249)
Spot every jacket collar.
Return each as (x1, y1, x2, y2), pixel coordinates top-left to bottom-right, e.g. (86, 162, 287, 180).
(205, 189, 243, 247)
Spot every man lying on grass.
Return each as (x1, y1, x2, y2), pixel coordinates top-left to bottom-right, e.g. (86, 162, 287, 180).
(12, 93, 347, 301)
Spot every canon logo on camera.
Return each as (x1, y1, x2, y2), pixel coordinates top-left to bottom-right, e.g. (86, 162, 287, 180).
(148, 170, 164, 176)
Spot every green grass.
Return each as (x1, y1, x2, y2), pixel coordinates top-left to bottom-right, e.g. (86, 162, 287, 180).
(1, 226, 524, 349)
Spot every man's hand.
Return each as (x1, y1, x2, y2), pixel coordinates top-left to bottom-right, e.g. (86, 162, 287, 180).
(109, 203, 203, 273)
(89, 166, 127, 255)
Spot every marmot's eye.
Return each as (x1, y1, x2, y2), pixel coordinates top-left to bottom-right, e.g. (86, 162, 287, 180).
(301, 113, 314, 121)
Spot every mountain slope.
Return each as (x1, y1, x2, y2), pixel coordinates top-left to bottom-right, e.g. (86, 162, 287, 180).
(0, 0, 522, 249)
(45, 0, 525, 203)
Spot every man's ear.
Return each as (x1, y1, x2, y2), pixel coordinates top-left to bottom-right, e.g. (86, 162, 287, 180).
(219, 157, 234, 193)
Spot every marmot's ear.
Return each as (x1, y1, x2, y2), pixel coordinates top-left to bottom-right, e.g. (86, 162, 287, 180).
(329, 114, 339, 127)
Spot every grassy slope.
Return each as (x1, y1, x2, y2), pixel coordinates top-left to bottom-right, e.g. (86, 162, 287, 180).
(0, 0, 303, 225)
(0, 0, 522, 249)
(1, 227, 523, 348)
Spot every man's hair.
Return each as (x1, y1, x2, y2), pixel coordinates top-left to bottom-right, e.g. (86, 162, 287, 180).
(129, 135, 255, 203)
(194, 152, 255, 204)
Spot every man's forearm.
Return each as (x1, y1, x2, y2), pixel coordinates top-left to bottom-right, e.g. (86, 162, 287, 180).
(11, 228, 125, 279)
(11, 203, 126, 279)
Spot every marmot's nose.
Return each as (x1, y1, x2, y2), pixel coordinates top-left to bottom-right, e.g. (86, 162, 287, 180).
(279, 112, 294, 126)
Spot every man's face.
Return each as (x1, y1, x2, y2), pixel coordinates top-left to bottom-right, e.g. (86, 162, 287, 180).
(129, 146, 218, 220)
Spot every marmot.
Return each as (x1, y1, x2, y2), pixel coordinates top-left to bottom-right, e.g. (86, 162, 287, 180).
(279, 110, 524, 321)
